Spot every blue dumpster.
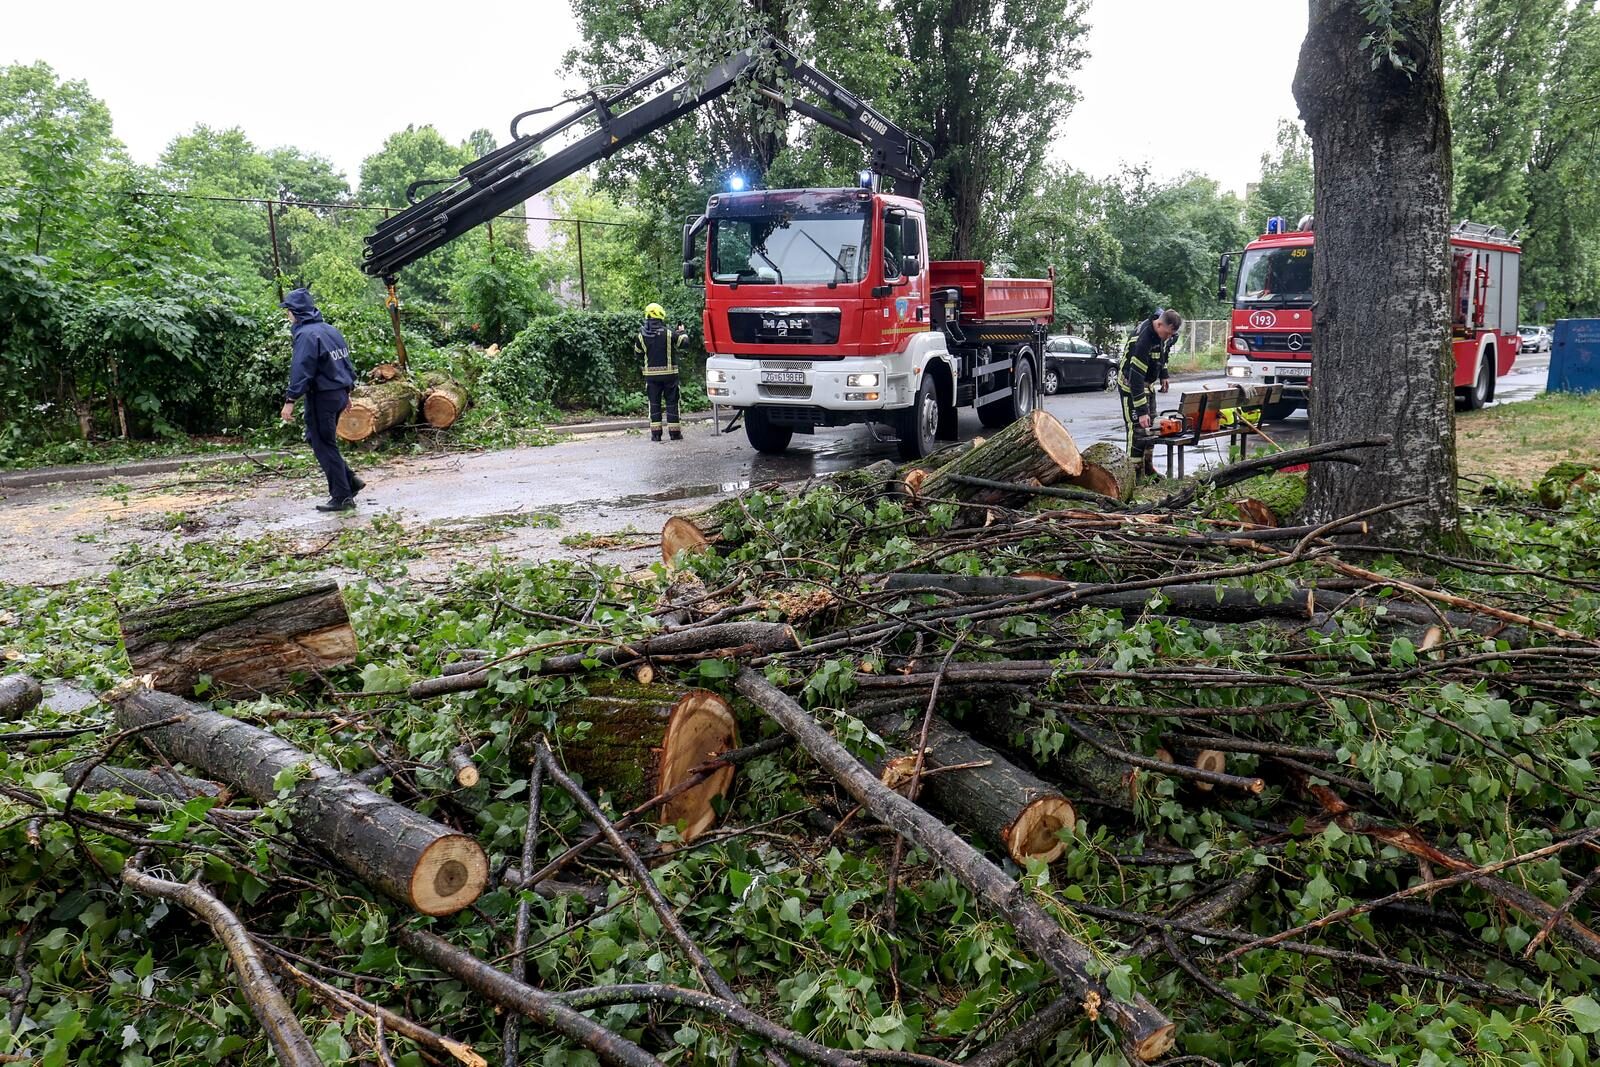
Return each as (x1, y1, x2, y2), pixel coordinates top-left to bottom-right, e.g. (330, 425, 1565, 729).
(1548, 318, 1600, 394)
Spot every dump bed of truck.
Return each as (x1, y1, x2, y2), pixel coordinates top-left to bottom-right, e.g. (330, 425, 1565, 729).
(930, 260, 1054, 324)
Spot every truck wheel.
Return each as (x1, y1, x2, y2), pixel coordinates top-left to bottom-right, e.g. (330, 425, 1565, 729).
(977, 350, 1036, 429)
(896, 376, 939, 460)
(743, 408, 793, 454)
(1458, 352, 1493, 411)
(1261, 399, 1299, 422)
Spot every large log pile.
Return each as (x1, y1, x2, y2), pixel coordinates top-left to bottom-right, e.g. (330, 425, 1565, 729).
(119, 581, 357, 697)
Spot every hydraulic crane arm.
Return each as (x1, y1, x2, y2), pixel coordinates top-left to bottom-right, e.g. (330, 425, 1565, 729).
(360, 37, 932, 281)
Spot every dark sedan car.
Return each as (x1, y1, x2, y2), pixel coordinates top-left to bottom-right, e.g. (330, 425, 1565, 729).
(1042, 335, 1116, 394)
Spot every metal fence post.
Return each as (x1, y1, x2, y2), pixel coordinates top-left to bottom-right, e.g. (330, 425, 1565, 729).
(576, 220, 587, 309)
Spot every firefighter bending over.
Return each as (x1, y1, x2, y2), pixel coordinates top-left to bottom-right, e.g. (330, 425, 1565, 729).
(1120, 309, 1182, 478)
(637, 302, 689, 442)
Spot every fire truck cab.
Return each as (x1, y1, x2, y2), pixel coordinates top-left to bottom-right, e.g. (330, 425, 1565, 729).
(1219, 217, 1521, 421)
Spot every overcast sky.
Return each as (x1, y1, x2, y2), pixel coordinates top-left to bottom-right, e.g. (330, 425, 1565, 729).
(7, 0, 1304, 199)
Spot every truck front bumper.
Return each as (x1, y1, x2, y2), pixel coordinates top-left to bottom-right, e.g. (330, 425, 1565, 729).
(704, 356, 915, 413)
(1225, 357, 1311, 401)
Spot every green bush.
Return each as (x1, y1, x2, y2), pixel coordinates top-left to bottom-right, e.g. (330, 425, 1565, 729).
(487, 308, 705, 416)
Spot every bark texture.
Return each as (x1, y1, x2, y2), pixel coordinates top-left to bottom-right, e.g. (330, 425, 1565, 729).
(1069, 442, 1136, 502)
(337, 379, 421, 442)
(514, 682, 738, 843)
(919, 410, 1082, 507)
(0, 675, 43, 721)
(116, 690, 488, 915)
(1293, 0, 1459, 545)
(119, 581, 357, 698)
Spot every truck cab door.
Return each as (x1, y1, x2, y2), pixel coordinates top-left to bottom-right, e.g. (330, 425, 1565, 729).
(881, 208, 927, 345)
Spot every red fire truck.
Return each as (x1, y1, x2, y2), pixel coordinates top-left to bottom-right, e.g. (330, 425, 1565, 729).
(363, 37, 1051, 459)
(1218, 217, 1521, 421)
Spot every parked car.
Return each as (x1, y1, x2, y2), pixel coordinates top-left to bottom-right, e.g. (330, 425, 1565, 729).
(1518, 324, 1551, 353)
(1042, 335, 1117, 394)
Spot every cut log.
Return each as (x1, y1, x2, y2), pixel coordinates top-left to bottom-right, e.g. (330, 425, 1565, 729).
(116, 690, 488, 915)
(876, 715, 1076, 865)
(65, 761, 226, 801)
(734, 668, 1175, 1060)
(515, 682, 738, 843)
(420, 374, 470, 429)
(661, 500, 745, 564)
(0, 674, 43, 721)
(119, 581, 357, 698)
(337, 379, 421, 442)
(447, 745, 480, 788)
(1234, 499, 1279, 527)
(368, 362, 402, 383)
(1536, 461, 1600, 508)
(1068, 442, 1137, 503)
(919, 410, 1083, 508)
(1220, 473, 1307, 526)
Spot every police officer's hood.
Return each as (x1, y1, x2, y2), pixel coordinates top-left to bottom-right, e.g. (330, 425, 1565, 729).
(281, 288, 326, 326)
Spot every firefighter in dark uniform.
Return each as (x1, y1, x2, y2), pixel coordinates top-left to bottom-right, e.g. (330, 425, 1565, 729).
(1149, 307, 1178, 397)
(1120, 308, 1182, 479)
(636, 302, 688, 441)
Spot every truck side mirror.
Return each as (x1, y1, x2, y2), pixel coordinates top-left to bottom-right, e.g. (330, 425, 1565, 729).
(1216, 254, 1230, 302)
(682, 215, 707, 285)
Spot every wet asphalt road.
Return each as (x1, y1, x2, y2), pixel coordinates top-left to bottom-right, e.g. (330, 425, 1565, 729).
(0, 352, 1551, 585)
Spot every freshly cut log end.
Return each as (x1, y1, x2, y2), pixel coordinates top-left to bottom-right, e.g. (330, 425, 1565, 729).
(369, 362, 401, 383)
(661, 516, 715, 564)
(1134, 1025, 1178, 1061)
(1234, 499, 1279, 528)
(1069, 442, 1135, 502)
(421, 377, 469, 429)
(658, 690, 739, 842)
(338, 379, 420, 442)
(0, 674, 44, 721)
(447, 746, 480, 788)
(1003, 794, 1076, 864)
(119, 581, 357, 698)
(518, 683, 739, 843)
(1189, 749, 1227, 793)
(411, 835, 492, 916)
(920, 409, 1083, 508)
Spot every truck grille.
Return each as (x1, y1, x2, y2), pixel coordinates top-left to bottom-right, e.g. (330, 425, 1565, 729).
(1243, 332, 1312, 357)
(760, 384, 813, 400)
(727, 310, 842, 345)
(761, 361, 813, 370)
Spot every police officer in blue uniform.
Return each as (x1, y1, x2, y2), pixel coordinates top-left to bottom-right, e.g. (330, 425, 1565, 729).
(278, 289, 364, 512)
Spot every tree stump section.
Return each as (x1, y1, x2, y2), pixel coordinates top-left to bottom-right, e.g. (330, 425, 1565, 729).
(419, 373, 470, 429)
(337, 379, 421, 442)
(0, 675, 43, 721)
(519, 681, 739, 843)
(1222, 473, 1307, 527)
(119, 581, 357, 698)
(661, 501, 745, 564)
(877, 716, 1075, 865)
(1067, 441, 1136, 502)
(368, 362, 402, 383)
(117, 690, 488, 915)
(919, 410, 1082, 507)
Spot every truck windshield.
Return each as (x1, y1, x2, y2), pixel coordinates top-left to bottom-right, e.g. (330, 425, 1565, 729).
(711, 210, 871, 285)
(1237, 246, 1313, 306)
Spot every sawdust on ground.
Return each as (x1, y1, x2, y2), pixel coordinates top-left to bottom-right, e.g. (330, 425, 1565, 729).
(1456, 393, 1600, 487)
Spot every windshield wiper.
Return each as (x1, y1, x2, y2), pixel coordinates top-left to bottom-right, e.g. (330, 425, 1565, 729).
(794, 229, 852, 288)
(751, 245, 784, 285)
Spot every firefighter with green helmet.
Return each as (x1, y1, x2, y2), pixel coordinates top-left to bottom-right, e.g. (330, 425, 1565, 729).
(636, 302, 689, 442)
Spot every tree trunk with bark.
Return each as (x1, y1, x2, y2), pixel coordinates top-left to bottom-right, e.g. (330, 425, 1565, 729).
(119, 581, 357, 698)
(919, 410, 1082, 507)
(875, 715, 1076, 865)
(0, 675, 43, 721)
(419, 372, 470, 429)
(337, 379, 421, 442)
(117, 690, 488, 915)
(1293, 0, 1459, 546)
(514, 682, 739, 843)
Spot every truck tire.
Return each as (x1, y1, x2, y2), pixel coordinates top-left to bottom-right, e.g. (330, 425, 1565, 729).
(977, 349, 1036, 429)
(1457, 351, 1493, 411)
(1261, 399, 1299, 422)
(743, 408, 793, 454)
(895, 375, 939, 460)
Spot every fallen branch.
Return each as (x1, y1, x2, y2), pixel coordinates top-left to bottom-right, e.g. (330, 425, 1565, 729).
(733, 668, 1176, 1061)
(121, 854, 318, 1067)
(0, 676, 43, 721)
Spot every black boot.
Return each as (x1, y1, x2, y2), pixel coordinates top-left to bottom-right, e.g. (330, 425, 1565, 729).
(316, 497, 356, 513)
(350, 475, 366, 496)
(650, 431, 663, 443)
(669, 430, 683, 441)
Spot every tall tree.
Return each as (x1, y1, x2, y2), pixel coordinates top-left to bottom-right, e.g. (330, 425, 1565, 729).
(892, 0, 1089, 260)
(1293, 0, 1460, 546)
(1246, 119, 1314, 232)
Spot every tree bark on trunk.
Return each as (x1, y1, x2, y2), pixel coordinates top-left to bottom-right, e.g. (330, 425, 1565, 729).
(1293, 0, 1459, 546)
(919, 410, 1082, 508)
(0, 675, 43, 721)
(119, 581, 357, 698)
(513, 682, 738, 844)
(116, 690, 488, 915)
(419, 373, 470, 429)
(337, 379, 421, 442)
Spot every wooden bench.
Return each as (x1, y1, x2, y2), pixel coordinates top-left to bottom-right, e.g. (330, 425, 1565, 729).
(1138, 384, 1283, 477)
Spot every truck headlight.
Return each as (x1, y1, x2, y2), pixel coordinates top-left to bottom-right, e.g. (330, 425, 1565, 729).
(846, 373, 880, 387)
(706, 369, 727, 384)
(1231, 335, 1250, 353)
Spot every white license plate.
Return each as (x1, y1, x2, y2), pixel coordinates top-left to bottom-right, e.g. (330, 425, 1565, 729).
(1275, 367, 1310, 378)
(761, 370, 806, 384)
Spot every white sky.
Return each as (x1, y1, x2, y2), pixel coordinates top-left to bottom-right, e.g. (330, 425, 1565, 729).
(5, 0, 1303, 200)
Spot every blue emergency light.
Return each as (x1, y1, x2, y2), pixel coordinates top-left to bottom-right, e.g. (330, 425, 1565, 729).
(728, 174, 747, 192)
(1266, 216, 1285, 235)
(858, 169, 874, 189)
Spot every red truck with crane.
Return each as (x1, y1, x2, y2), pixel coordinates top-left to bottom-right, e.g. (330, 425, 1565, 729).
(363, 38, 1053, 459)
(1217, 216, 1521, 420)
